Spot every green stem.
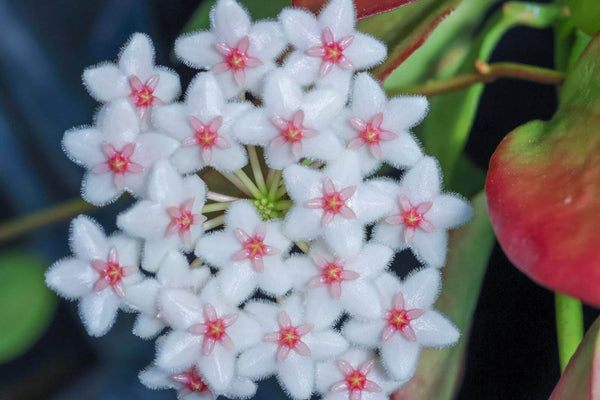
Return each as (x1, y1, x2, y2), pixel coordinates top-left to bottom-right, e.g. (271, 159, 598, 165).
(268, 170, 283, 200)
(234, 170, 262, 199)
(391, 62, 565, 97)
(555, 292, 584, 372)
(202, 202, 231, 213)
(275, 184, 288, 200)
(219, 171, 253, 198)
(274, 200, 293, 211)
(295, 241, 310, 254)
(0, 198, 96, 243)
(247, 145, 267, 193)
(203, 215, 226, 231)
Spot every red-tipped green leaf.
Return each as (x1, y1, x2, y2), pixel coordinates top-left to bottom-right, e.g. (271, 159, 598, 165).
(486, 33, 600, 306)
(357, 0, 461, 81)
(550, 316, 600, 399)
(292, 0, 421, 19)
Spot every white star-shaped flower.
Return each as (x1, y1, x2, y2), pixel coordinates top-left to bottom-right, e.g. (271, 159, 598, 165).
(125, 250, 211, 339)
(117, 160, 207, 272)
(237, 295, 349, 400)
(140, 363, 257, 400)
(282, 151, 392, 258)
(279, 0, 386, 94)
(45, 216, 142, 336)
(287, 240, 392, 330)
(315, 348, 407, 400)
(195, 200, 292, 305)
(175, 0, 287, 99)
(343, 269, 459, 381)
(155, 280, 261, 392)
(83, 33, 181, 123)
(233, 71, 345, 169)
(62, 99, 179, 205)
(336, 73, 426, 176)
(372, 156, 473, 268)
(153, 72, 250, 174)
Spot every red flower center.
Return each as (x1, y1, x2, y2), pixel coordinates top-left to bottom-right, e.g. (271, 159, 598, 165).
(128, 74, 159, 108)
(346, 370, 367, 391)
(171, 367, 210, 397)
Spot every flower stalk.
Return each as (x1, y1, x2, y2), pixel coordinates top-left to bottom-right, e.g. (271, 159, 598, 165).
(555, 292, 584, 372)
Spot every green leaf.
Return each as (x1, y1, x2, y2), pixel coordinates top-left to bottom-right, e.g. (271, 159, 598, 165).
(357, 0, 463, 81)
(550, 315, 600, 399)
(421, 2, 560, 181)
(392, 192, 495, 399)
(0, 252, 56, 362)
(182, 0, 290, 33)
(568, 0, 600, 36)
(383, 0, 499, 89)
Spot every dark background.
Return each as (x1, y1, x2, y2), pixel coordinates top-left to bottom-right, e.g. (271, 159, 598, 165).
(0, 0, 597, 399)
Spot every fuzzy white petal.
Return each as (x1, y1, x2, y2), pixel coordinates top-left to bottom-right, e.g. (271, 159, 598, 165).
(159, 289, 203, 330)
(380, 335, 420, 381)
(279, 8, 321, 49)
(81, 172, 121, 206)
(372, 221, 406, 251)
(133, 314, 165, 339)
(226, 313, 262, 351)
(62, 127, 105, 168)
(217, 264, 258, 305)
(237, 342, 278, 379)
(142, 236, 181, 272)
(119, 33, 155, 80)
(350, 73, 386, 120)
(379, 133, 424, 169)
(153, 67, 181, 103)
(324, 219, 364, 258)
(244, 301, 279, 332)
(427, 194, 473, 230)
(318, 0, 356, 37)
(342, 32, 386, 70)
(401, 157, 441, 202)
(195, 230, 239, 268)
(249, 21, 287, 60)
(211, 0, 251, 45)
(258, 259, 293, 297)
(79, 289, 120, 337)
(305, 330, 348, 361)
(97, 99, 140, 144)
(70, 216, 108, 261)
(339, 280, 382, 319)
(283, 206, 322, 241)
(45, 258, 95, 299)
(342, 319, 385, 348)
(197, 345, 235, 391)
(278, 353, 315, 400)
(224, 200, 262, 233)
(175, 31, 221, 68)
(125, 279, 160, 315)
(117, 200, 170, 239)
(413, 310, 460, 348)
(83, 63, 129, 102)
(412, 230, 448, 268)
(401, 268, 441, 309)
(305, 288, 342, 330)
(383, 96, 429, 130)
(282, 50, 321, 87)
(156, 330, 201, 371)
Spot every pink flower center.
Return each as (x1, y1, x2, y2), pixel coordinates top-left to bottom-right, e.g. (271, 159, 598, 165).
(188, 303, 238, 356)
(232, 225, 280, 273)
(128, 74, 159, 108)
(270, 110, 319, 158)
(213, 36, 263, 86)
(331, 359, 382, 398)
(382, 293, 425, 342)
(306, 178, 357, 227)
(171, 367, 212, 398)
(306, 27, 354, 77)
(384, 194, 435, 243)
(92, 142, 144, 189)
(308, 254, 359, 299)
(166, 198, 206, 245)
(348, 113, 398, 159)
(91, 247, 138, 297)
(264, 311, 313, 363)
(181, 116, 231, 164)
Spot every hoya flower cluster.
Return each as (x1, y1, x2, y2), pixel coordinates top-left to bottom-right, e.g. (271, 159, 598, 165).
(46, 0, 474, 398)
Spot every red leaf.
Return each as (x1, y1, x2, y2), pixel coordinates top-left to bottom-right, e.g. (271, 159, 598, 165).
(292, 0, 421, 19)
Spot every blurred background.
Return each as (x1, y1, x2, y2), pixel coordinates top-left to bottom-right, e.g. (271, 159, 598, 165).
(0, 0, 597, 399)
